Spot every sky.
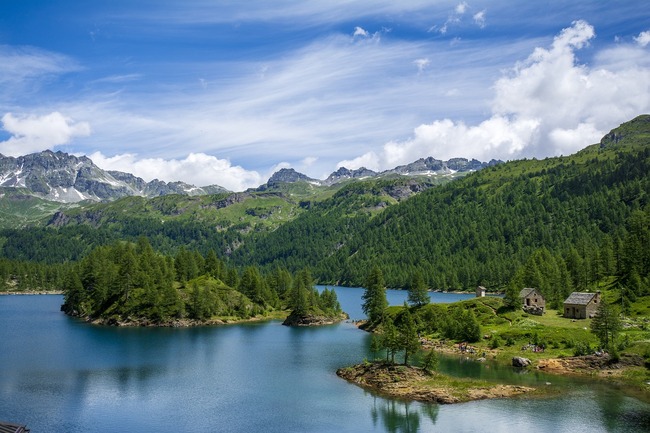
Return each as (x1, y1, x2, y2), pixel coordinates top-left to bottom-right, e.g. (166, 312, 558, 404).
(0, 1, 649, 191)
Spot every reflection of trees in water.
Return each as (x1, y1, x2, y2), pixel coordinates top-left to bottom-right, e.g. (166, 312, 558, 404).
(370, 395, 439, 433)
(595, 388, 650, 432)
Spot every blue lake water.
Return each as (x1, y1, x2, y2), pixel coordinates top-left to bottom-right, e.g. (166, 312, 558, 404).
(1, 289, 649, 432)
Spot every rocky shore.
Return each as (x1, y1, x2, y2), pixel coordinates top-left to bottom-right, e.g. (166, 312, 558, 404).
(337, 361, 535, 404)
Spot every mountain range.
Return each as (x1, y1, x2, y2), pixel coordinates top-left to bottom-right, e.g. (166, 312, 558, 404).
(0, 149, 500, 203)
(0, 151, 228, 203)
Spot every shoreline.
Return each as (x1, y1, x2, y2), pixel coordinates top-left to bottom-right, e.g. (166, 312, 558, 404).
(71, 311, 290, 328)
(1, 290, 64, 295)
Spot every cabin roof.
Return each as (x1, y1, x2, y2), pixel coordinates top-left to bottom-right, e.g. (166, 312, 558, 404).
(564, 292, 597, 305)
(0, 422, 29, 433)
(519, 288, 538, 298)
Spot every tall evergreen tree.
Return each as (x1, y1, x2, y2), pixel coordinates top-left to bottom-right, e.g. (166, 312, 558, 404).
(362, 265, 388, 324)
(398, 303, 421, 366)
(590, 301, 622, 349)
(407, 271, 429, 307)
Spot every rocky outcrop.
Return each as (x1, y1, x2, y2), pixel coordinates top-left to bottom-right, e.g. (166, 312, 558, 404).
(324, 167, 377, 185)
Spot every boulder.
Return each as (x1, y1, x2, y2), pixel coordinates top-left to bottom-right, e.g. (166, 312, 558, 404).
(512, 357, 531, 368)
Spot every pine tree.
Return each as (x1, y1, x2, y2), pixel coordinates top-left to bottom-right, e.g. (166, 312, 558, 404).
(590, 301, 621, 349)
(362, 265, 388, 324)
(398, 303, 421, 366)
(380, 318, 399, 364)
(407, 271, 429, 307)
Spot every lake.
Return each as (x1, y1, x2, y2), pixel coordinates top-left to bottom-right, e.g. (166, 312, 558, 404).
(1, 289, 649, 432)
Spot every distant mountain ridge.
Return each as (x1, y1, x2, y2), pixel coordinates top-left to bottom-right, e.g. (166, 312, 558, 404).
(0, 149, 502, 203)
(0, 150, 228, 203)
(258, 156, 502, 190)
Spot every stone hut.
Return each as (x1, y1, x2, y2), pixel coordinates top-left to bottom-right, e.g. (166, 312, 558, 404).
(563, 292, 601, 319)
(476, 286, 486, 297)
(519, 288, 545, 315)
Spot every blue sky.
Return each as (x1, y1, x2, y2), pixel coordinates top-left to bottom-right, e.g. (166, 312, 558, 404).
(1, 1, 649, 190)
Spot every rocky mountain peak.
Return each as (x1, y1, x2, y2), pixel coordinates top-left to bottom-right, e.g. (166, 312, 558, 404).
(0, 150, 229, 203)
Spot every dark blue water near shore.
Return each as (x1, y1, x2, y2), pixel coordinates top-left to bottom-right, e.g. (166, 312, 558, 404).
(1, 290, 649, 432)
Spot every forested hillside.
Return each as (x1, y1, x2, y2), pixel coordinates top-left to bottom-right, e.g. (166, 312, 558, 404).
(233, 115, 650, 301)
(1, 116, 649, 307)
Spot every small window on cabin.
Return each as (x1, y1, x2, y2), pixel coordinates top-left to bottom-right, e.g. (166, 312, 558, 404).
(534, 298, 537, 302)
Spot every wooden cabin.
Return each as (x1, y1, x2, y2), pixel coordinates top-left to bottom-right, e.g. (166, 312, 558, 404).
(519, 288, 545, 315)
(476, 286, 486, 297)
(563, 292, 601, 319)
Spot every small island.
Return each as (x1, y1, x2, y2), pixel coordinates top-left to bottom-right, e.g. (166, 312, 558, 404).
(60, 239, 345, 327)
(337, 361, 535, 404)
(281, 271, 347, 326)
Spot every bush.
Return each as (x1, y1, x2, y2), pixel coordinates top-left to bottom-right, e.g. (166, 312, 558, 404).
(573, 341, 592, 357)
(505, 337, 516, 347)
(489, 335, 501, 349)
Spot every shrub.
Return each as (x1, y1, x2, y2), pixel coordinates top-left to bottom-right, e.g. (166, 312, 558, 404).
(573, 341, 592, 357)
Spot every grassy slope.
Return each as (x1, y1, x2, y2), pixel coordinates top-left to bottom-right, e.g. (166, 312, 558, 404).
(406, 292, 650, 388)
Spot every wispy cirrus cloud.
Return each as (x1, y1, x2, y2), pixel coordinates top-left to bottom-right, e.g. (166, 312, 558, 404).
(0, 45, 80, 83)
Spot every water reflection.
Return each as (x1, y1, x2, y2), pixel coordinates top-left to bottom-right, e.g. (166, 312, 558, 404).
(369, 394, 439, 433)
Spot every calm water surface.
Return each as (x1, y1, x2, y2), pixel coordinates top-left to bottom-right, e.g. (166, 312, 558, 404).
(1, 289, 649, 432)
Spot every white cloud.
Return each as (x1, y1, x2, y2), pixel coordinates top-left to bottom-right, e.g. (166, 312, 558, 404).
(455, 2, 469, 15)
(634, 30, 650, 47)
(0, 45, 79, 84)
(88, 151, 264, 191)
(301, 156, 318, 167)
(337, 20, 650, 170)
(414, 58, 430, 73)
(0, 112, 91, 156)
(353, 26, 369, 37)
(473, 10, 486, 28)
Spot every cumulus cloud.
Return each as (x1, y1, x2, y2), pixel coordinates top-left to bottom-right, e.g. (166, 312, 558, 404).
(88, 151, 264, 191)
(635, 30, 650, 47)
(353, 26, 369, 37)
(0, 112, 91, 156)
(337, 20, 650, 170)
(455, 2, 469, 15)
